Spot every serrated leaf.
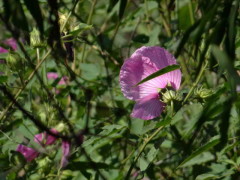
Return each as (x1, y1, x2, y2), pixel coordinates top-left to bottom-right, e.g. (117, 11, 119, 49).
(135, 65, 180, 86)
(177, 136, 220, 168)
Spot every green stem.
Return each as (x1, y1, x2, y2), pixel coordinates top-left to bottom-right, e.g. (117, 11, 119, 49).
(182, 61, 208, 104)
(0, 1, 80, 122)
(0, 50, 51, 122)
(81, 0, 97, 62)
(125, 126, 164, 179)
(36, 48, 40, 64)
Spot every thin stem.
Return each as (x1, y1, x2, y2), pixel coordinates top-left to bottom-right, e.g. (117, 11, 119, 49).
(125, 126, 164, 179)
(81, 0, 97, 62)
(36, 48, 40, 64)
(0, 50, 51, 122)
(182, 61, 208, 104)
(60, 0, 80, 32)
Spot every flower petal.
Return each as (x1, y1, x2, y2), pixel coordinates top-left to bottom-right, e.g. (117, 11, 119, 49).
(16, 144, 39, 162)
(34, 129, 58, 145)
(131, 93, 165, 120)
(120, 55, 167, 100)
(132, 46, 181, 90)
(0, 38, 17, 53)
(61, 141, 71, 168)
(47, 72, 59, 80)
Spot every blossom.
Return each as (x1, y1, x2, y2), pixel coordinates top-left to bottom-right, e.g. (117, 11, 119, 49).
(119, 46, 181, 120)
(60, 141, 71, 168)
(47, 72, 68, 85)
(0, 38, 17, 53)
(34, 128, 58, 146)
(16, 128, 72, 167)
(47, 72, 68, 93)
(16, 144, 39, 162)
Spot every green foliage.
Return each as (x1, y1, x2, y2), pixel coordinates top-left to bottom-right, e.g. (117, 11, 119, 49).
(0, 0, 240, 179)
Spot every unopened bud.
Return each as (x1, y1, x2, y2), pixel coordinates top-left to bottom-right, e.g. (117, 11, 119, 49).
(38, 157, 52, 174)
(59, 13, 73, 33)
(162, 90, 182, 104)
(10, 150, 26, 166)
(30, 28, 46, 48)
(194, 87, 213, 99)
(55, 123, 65, 132)
(6, 51, 24, 71)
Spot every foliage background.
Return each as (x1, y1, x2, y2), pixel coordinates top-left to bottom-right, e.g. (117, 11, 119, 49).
(0, 0, 240, 179)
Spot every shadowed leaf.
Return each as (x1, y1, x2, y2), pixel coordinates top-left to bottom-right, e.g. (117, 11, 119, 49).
(119, 0, 127, 20)
(23, 0, 44, 35)
(178, 137, 220, 168)
(135, 65, 180, 86)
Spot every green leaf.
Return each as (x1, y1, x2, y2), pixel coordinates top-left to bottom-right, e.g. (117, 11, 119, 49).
(135, 65, 180, 86)
(0, 76, 8, 83)
(177, 1, 195, 30)
(211, 45, 240, 85)
(3, 0, 29, 32)
(180, 152, 214, 167)
(23, 0, 44, 34)
(119, 0, 127, 20)
(195, 174, 218, 180)
(177, 136, 220, 168)
(66, 161, 113, 170)
(132, 34, 149, 44)
(69, 23, 93, 36)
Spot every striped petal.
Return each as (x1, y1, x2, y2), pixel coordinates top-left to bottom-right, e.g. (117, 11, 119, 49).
(131, 93, 165, 120)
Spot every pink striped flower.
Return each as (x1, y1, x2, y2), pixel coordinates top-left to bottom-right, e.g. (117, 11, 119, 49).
(47, 72, 68, 94)
(60, 141, 71, 168)
(0, 38, 17, 53)
(34, 128, 58, 146)
(16, 129, 72, 166)
(16, 144, 39, 162)
(47, 72, 68, 85)
(119, 46, 181, 120)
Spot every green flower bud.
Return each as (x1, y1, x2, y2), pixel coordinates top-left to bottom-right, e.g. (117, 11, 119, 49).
(55, 122, 65, 132)
(194, 87, 213, 99)
(38, 157, 52, 174)
(10, 150, 26, 166)
(30, 28, 46, 48)
(6, 51, 24, 71)
(59, 13, 73, 33)
(162, 90, 182, 104)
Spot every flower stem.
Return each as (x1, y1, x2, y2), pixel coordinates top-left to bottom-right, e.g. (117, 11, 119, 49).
(0, 50, 51, 122)
(125, 126, 164, 179)
(182, 61, 208, 104)
(81, 0, 97, 62)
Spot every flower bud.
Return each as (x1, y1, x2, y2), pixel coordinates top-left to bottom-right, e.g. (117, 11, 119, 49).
(38, 157, 52, 174)
(59, 13, 73, 33)
(55, 122, 65, 132)
(162, 90, 182, 104)
(30, 28, 46, 48)
(10, 150, 26, 166)
(194, 87, 213, 99)
(6, 51, 24, 71)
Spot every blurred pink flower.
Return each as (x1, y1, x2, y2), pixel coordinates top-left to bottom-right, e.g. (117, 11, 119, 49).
(34, 128, 58, 146)
(47, 72, 68, 85)
(16, 129, 72, 166)
(61, 141, 71, 168)
(16, 144, 39, 162)
(47, 72, 68, 94)
(0, 38, 17, 53)
(119, 46, 181, 120)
